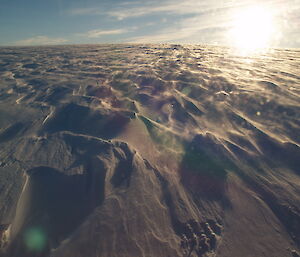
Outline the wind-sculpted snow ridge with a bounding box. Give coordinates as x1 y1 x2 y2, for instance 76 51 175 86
0 44 299 257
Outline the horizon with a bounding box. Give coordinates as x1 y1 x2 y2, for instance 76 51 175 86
1 42 300 49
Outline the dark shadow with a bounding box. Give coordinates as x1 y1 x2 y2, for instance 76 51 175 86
6 164 106 257
22 63 39 69
28 79 48 89
86 85 112 98
110 159 133 188
179 133 233 205
41 103 134 139
35 87 72 105
254 130 300 175
0 122 25 143
110 147 134 188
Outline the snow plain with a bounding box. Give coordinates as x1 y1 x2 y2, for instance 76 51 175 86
0 44 299 257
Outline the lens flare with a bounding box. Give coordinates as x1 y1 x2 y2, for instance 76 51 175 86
24 227 47 252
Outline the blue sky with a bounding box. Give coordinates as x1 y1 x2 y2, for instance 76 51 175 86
0 0 299 47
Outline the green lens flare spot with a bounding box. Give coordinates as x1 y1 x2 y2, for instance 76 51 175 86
24 227 47 252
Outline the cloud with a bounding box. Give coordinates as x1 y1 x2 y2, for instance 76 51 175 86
62 0 300 47
67 0 216 19
68 0 291 21
14 36 68 46
123 0 295 45
66 0 270 24
111 0 248 21
107 1 213 20
68 7 102 16
126 25 227 44
125 8 232 44
82 29 130 38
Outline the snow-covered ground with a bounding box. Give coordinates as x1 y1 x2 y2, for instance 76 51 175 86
0 44 299 257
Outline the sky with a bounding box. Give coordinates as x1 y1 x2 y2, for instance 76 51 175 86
0 0 299 48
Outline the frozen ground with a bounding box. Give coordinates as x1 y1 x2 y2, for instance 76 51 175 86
0 44 299 257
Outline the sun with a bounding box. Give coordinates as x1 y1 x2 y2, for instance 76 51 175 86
229 6 276 54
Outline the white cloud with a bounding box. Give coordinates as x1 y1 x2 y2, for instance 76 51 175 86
14 36 68 46
68 7 102 15
125 10 231 44
80 0 255 20
83 29 129 38
64 0 300 47
68 0 293 21
108 1 212 20
68 0 218 19
66 0 278 21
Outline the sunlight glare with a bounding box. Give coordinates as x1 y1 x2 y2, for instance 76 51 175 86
229 6 276 54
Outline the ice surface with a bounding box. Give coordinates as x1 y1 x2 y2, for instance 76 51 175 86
0 44 299 257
